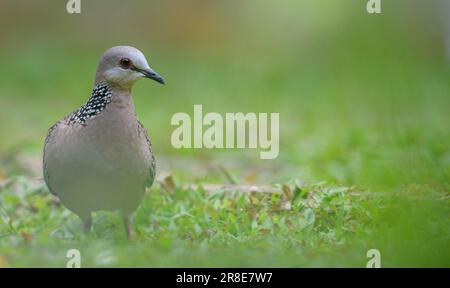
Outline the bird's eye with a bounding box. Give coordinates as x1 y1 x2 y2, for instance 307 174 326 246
119 58 132 69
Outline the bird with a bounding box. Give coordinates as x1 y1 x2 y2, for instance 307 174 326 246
43 46 165 237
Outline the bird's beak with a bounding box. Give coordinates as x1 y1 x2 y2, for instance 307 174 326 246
133 66 165 84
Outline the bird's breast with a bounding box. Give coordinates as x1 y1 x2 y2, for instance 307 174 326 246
53 103 152 184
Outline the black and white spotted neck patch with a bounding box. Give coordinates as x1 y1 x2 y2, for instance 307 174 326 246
68 83 113 125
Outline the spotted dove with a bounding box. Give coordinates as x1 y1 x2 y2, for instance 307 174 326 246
43 46 164 237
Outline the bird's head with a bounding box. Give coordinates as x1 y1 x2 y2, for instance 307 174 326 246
95 46 165 90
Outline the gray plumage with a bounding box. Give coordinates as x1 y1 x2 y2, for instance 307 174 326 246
43 46 164 236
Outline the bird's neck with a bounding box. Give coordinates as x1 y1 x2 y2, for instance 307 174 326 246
109 87 136 112
69 82 135 125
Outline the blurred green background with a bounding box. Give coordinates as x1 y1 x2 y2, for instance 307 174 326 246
0 0 449 267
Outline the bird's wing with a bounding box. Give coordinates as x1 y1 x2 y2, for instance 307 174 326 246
137 120 156 188
43 118 67 196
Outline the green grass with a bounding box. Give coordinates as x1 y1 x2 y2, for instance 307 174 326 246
0 174 448 267
0 175 376 267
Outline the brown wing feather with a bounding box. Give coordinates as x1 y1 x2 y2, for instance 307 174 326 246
137 120 156 188
43 120 64 196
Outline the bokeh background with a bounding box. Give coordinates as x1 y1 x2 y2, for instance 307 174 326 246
0 0 449 267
